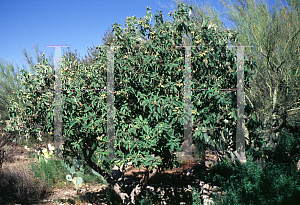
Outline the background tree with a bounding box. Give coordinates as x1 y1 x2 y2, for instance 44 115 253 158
0 60 25 123
0 43 56 141
20 43 54 76
215 0 300 155
0 43 54 123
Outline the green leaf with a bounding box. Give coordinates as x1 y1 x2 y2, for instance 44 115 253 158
199 132 203 140
231 111 237 120
170 144 174 152
144 161 151 167
143 125 149 133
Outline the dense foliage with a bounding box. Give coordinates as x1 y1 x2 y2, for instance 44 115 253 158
195 128 300 204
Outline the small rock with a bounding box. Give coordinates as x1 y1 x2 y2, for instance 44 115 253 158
203 183 210 190
211 186 219 192
202 189 209 194
112 165 119 170
186 168 193 176
146 185 154 192
199 180 205 186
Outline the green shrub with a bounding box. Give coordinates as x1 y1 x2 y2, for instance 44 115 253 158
196 129 300 205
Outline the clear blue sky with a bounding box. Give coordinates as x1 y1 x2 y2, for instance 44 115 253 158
0 0 292 75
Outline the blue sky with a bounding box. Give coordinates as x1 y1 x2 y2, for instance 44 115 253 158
0 0 292 75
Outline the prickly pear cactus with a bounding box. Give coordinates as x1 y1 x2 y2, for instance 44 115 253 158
61 158 84 191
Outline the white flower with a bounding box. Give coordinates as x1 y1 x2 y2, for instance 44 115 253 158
48 143 55 151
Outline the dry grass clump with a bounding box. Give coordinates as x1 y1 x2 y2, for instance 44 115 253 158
0 161 51 204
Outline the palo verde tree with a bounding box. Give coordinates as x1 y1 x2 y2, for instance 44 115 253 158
0 43 54 123
5 3 257 204
218 0 300 157
0 43 56 143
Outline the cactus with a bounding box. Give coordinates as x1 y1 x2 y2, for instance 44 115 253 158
61 157 104 191
66 174 83 192
61 158 83 191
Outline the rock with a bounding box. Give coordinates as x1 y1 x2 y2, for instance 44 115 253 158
202 189 209 194
199 180 205 186
203 183 210 190
211 186 219 192
186 168 193 176
205 161 216 170
146 185 155 191
112 165 120 170
125 165 134 172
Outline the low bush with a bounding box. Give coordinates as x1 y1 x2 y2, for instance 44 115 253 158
0 162 50 204
194 129 300 205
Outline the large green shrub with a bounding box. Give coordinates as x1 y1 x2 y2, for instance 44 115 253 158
4 2 257 204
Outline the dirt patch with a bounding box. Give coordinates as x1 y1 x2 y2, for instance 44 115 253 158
0 140 112 205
